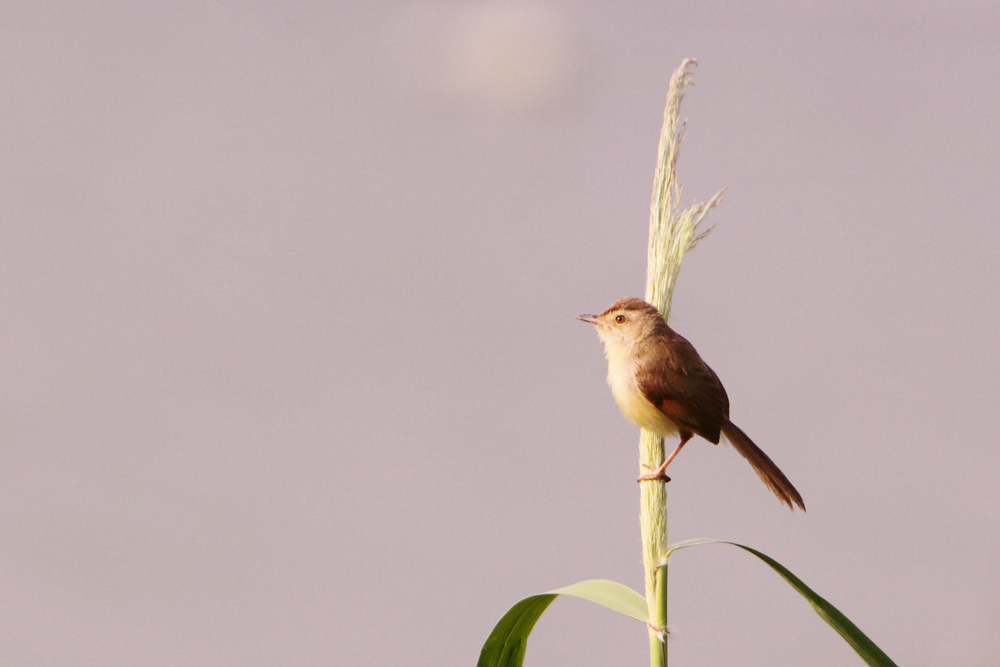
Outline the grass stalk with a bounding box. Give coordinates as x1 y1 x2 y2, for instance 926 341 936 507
641 58 725 667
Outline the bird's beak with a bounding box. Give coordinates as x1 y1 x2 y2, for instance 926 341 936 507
576 314 601 325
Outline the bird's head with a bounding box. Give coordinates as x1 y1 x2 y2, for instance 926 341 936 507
577 297 667 351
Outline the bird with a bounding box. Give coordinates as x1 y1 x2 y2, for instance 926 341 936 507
577 297 805 511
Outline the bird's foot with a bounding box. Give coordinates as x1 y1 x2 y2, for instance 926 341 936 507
638 462 671 483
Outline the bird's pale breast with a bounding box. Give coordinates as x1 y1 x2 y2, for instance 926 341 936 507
605 342 679 437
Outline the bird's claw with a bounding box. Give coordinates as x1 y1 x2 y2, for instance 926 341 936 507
638 462 671 483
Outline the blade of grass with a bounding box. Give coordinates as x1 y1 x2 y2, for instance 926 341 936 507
476 580 647 667
476 594 556 667
550 579 649 622
663 539 899 667
477 547 897 667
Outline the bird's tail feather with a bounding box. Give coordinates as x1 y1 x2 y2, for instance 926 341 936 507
720 421 805 511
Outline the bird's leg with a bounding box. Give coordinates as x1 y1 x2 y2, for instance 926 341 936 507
638 434 692 482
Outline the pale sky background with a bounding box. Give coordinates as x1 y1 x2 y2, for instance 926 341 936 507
1 1 998 666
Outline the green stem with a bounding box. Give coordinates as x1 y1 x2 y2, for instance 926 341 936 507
641 57 725 667
639 430 667 667
652 558 669 666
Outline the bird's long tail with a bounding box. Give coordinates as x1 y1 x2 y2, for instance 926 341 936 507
720 421 806 511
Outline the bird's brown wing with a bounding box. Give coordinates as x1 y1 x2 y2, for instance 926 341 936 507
636 331 729 443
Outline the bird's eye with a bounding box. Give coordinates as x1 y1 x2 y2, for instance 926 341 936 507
615 314 626 323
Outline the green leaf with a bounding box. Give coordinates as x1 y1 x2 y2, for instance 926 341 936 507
477 546 897 667
550 579 649 623
664 539 898 667
476 594 557 667
476 580 647 667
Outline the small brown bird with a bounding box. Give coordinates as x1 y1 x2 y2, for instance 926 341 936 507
578 297 805 511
